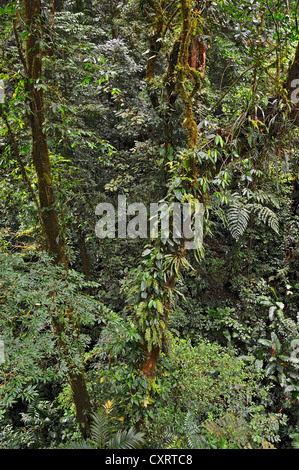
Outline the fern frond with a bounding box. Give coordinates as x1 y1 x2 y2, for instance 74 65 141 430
226 192 279 239
90 408 110 448
65 406 144 450
68 439 96 449
249 203 279 234
108 427 144 449
203 413 249 449
184 411 200 436
250 189 280 208
163 429 176 448
227 199 250 239
183 412 204 449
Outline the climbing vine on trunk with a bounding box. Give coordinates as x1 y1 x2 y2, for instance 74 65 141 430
126 2 206 423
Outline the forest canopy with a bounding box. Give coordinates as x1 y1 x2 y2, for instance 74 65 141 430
0 0 298 450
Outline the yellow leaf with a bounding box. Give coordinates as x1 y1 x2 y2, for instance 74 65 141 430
144 395 151 407
103 399 115 414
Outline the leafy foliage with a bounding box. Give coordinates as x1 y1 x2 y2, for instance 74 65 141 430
0 0 298 450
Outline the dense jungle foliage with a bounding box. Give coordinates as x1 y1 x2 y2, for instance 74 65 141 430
0 0 298 450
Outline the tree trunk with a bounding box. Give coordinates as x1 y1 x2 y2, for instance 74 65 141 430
23 0 65 264
139 0 203 384
23 0 92 438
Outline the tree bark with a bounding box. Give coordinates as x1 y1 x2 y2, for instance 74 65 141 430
189 36 206 76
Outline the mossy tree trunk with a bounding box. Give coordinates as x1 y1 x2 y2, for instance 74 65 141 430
138 0 204 385
23 0 92 438
23 0 65 263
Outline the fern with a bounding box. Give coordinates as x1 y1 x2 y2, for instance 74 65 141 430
251 189 280 208
249 203 279 234
226 192 279 240
203 413 250 449
68 439 95 449
90 408 110 449
227 195 250 240
108 427 144 449
184 412 204 449
66 406 144 449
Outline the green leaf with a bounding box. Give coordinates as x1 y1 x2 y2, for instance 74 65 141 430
142 249 151 257
271 332 281 355
258 338 272 348
156 299 164 314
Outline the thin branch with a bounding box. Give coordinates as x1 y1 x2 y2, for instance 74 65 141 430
162 6 180 38
209 48 277 114
13 19 29 79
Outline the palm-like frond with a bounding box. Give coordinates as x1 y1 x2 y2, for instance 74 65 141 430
66 408 144 450
90 408 110 449
68 439 96 449
108 427 144 449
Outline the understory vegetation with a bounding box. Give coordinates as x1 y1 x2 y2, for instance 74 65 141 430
0 0 298 450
